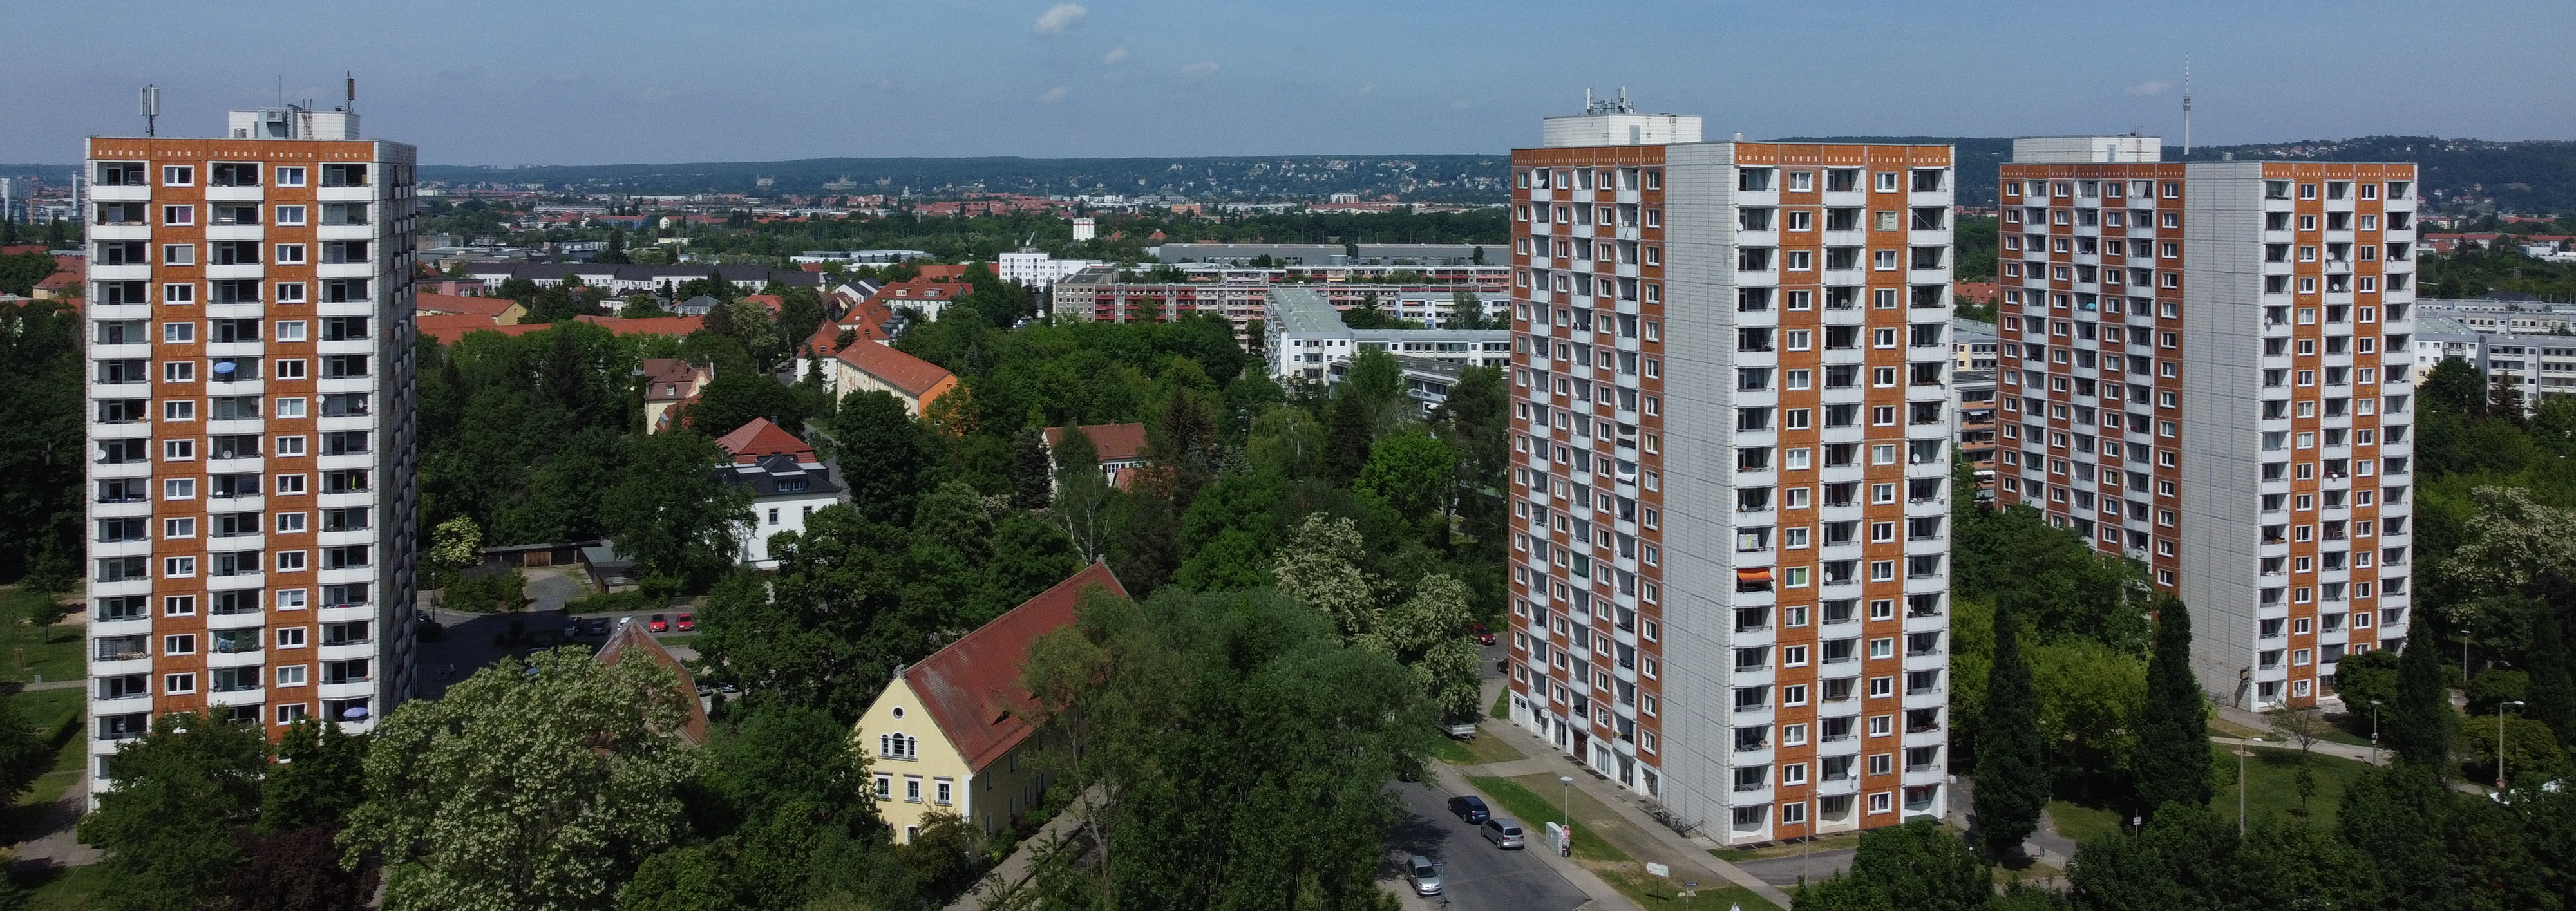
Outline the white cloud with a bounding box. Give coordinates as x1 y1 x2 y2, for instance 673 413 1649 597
2123 80 2174 97
1358 84 1377 95
1178 61 1219 79
1449 98 1473 110
1102 46 1128 64
639 88 672 102
1034 3 1088 35
1040 84 1070 102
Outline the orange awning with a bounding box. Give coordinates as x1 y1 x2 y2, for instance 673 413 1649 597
1737 568 1774 584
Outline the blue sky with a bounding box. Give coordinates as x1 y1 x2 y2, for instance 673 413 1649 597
8 1 2573 165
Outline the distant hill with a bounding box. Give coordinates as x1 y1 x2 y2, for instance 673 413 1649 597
417 155 1510 203
1788 135 2576 212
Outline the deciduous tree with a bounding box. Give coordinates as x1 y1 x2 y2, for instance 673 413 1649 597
343 648 708 911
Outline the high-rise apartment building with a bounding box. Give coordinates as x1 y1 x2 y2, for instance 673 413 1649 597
1502 102 1956 844
84 106 419 789
1993 138 2417 711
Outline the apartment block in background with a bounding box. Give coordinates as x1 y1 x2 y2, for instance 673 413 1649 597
84 106 419 792
1993 138 2417 711
1502 102 1955 845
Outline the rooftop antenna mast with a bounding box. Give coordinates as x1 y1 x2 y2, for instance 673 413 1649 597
2181 57 2193 156
140 85 160 136
345 71 355 111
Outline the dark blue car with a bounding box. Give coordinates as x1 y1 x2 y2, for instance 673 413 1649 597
1448 794 1490 824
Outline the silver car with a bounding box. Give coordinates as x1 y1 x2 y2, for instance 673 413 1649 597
1405 854 1443 896
1481 816 1526 850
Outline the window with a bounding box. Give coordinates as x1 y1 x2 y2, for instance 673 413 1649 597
276 665 307 686
276 166 306 187
878 733 918 760
163 165 194 186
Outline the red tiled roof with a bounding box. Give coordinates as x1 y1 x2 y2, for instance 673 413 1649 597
804 301 895 355
596 620 711 744
744 294 784 314
640 359 706 403
714 417 813 464
33 272 77 290
416 292 518 319
1042 423 1149 463
868 278 972 307
914 264 969 281
836 341 955 400
903 563 1126 771
0 245 44 256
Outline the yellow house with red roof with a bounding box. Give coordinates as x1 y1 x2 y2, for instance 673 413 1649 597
855 563 1125 843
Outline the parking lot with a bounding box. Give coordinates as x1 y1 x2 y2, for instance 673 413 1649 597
411 603 702 700
1385 780 1591 911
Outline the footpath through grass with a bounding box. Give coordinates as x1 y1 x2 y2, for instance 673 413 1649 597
1467 775 1779 911
2047 743 2372 843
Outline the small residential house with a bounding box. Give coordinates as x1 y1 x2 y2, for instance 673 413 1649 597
671 294 724 317
714 418 844 568
594 619 712 744
641 359 713 433
828 341 958 417
869 278 972 322
856 563 1127 843
1039 424 1148 491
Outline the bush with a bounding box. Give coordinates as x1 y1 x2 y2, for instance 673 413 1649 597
439 568 529 614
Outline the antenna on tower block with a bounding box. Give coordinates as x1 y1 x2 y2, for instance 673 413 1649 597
140 85 160 136
2182 57 2193 155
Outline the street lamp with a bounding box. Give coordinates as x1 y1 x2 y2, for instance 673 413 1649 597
2233 737 2260 836
2369 699 2383 766
1559 775 1573 831
2500 700 2527 791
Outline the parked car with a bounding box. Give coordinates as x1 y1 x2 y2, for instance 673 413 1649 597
585 617 610 635
1470 622 1495 646
717 681 741 694
1481 816 1526 850
1447 795 1490 824
1405 854 1443 896
648 614 669 633
563 622 581 639
676 612 695 632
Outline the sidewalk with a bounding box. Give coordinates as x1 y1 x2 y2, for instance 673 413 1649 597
947 802 1089 911
1470 715 1795 909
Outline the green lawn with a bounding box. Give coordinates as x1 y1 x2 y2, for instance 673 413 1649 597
1467 775 1778 911
2047 743 2372 843
15 688 85 808
1490 688 1510 720
0 588 84 686
17 864 111 910
1427 729 1526 766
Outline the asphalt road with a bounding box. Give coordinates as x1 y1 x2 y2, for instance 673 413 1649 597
1387 780 1590 911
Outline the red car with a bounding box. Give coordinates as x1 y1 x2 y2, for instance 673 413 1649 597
1470 623 1495 646
647 614 669 633
676 612 695 632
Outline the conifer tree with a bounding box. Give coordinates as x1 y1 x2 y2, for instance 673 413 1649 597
2524 602 2576 744
2134 594 2213 817
2388 629 2458 769
1976 602 2047 858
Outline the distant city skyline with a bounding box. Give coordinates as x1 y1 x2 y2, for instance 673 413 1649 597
8 0 2573 166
